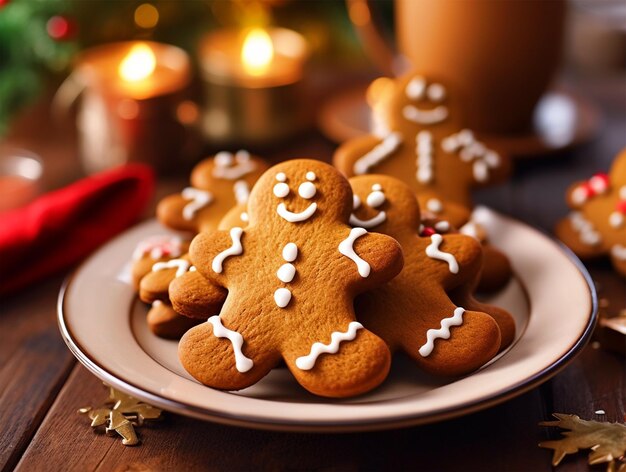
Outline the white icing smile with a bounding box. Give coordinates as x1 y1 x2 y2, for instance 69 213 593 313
403 105 449 125
274 171 318 223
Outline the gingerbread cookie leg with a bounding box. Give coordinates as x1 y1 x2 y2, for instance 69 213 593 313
147 301 201 339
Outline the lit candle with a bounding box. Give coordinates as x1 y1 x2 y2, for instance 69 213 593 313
199 27 309 144
70 41 194 173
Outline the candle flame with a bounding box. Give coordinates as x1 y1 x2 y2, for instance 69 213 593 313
241 28 274 76
119 43 156 82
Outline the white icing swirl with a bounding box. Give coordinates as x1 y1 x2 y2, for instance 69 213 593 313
425 234 459 274
181 187 213 221
353 132 403 175
338 227 371 277
418 308 466 357
207 316 253 373
212 227 244 273
295 322 363 370
152 259 191 278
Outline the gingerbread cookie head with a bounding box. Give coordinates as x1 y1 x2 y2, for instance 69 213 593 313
130 235 190 289
156 150 268 233
368 74 463 135
172 159 404 397
334 71 511 208
556 148 626 276
349 174 515 373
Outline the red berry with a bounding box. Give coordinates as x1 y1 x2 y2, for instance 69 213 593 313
421 227 436 237
47 15 76 40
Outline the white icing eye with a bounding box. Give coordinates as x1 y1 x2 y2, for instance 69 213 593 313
353 194 361 209
306 171 316 181
298 181 316 199
367 190 385 208
427 83 446 102
214 151 233 168
236 150 250 162
273 182 290 198
406 77 426 100
371 184 382 191
426 198 443 213
275 172 287 182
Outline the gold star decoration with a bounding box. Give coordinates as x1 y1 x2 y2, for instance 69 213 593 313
79 384 163 446
539 414 626 471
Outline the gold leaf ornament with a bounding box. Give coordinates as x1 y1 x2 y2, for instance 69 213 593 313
79 385 163 446
540 414 626 470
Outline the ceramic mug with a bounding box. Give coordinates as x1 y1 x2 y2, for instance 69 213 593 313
348 0 567 134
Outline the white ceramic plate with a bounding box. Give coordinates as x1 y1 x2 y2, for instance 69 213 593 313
58 207 596 432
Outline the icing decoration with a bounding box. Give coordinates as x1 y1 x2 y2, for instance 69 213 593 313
233 180 250 206
181 187 213 220
403 105 448 125
405 77 426 100
339 227 371 277
273 182 290 198
425 234 459 274
349 211 386 229
132 235 183 261
306 171 316 181
426 198 443 213
275 172 287 182
212 150 256 180
366 185 386 208
277 202 317 223
427 83 446 102
189 266 197 272
282 243 298 262
277 263 296 283
571 173 610 205
434 220 450 232
416 130 434 183
295 321 363 370
152 259 191 278
240 212 249 223
459 221 480 240
298 181 317 199
353 194 361 209
212 227 244 273
418 308 466 357
207 316 253 373
569 212 601 246
441 130 500 183
152 300 163 308
611 244 626 261
274 287 292 308
609 190 626 228
353 132 403 175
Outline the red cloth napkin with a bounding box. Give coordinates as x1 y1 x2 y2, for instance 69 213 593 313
0 164 154 295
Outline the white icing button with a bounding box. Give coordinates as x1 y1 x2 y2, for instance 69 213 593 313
426 199 443 213
282 243 298 262
620 186 626 199
372 184 382 191
273 182 290 198
274 288 292 308
277 263 296 283
298 181 317 199
353 194 361 209
240 212 249 222
366 190 385 208
306 171 316 181
275 172 287 182
435 220 450 232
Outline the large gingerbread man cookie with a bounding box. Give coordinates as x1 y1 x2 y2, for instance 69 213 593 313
333 73 511 211
157 150 268 233
555 149 626 276
170 159 404 398
349 175 515 376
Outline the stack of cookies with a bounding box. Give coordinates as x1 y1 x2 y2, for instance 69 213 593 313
128 151 516 398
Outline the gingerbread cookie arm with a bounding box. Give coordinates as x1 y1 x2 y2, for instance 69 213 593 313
139 255 194 303
338 228 404 291
156 193 209 233
169 271 227 319
333 134 402 178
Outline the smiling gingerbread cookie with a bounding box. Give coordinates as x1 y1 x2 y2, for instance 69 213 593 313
157 150 268 233
333 73 511 210
170 159 404 398
349 175 515 376
555 149 626 276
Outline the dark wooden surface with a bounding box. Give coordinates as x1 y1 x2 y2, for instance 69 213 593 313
1 72 625 472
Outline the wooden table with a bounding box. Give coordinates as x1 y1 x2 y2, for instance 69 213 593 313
1 73 624 472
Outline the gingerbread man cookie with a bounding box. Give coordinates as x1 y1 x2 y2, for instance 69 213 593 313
349 175 515 376
556 149 626 276
333 72 511 210
170 159 404 398
157 150 268 233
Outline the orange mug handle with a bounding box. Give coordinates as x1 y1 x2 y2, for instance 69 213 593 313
345 0 397 76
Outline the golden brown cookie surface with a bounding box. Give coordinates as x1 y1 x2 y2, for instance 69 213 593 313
334 73 511 208
172 159 404 397
555 149 626 276
349 175 514 376
157 151 268 233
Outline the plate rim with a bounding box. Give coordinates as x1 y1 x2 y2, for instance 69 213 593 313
57 212 598 432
